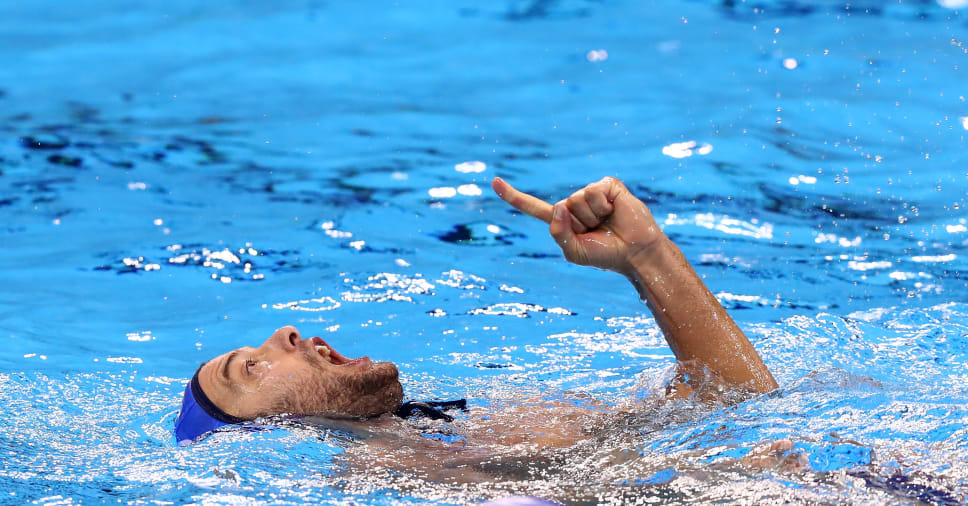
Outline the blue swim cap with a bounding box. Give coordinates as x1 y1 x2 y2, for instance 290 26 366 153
174 365 246 445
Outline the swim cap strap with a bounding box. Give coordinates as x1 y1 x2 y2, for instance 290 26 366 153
189 368 246 424
394 399 467 422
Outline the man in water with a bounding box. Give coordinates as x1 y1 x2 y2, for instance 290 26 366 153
174 176 965 504
176 176 777 445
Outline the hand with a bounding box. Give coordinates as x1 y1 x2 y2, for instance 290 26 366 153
491 176 666 275
737 440 810 473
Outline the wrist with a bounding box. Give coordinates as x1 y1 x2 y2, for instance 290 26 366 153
620 235 676 279
621 236 683 303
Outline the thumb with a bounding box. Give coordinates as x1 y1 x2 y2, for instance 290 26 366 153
549 202 583 264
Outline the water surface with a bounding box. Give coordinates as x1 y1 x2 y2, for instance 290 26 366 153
1 0 967 503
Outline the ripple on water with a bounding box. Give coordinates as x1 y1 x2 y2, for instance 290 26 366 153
91 243 306 283
467 302 574 318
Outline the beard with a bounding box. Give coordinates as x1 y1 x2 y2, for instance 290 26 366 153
268 361 404 418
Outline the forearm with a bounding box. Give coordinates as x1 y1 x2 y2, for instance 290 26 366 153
624 237 777 393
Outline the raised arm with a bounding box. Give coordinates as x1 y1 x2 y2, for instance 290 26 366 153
492 176 777 394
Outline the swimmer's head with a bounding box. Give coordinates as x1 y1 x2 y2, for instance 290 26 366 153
174 325 403 444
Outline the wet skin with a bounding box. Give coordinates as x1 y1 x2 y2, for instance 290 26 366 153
197 326 404 420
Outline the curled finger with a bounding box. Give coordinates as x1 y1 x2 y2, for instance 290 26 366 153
585 186 614 222
549 203 585 265
566 190 602 231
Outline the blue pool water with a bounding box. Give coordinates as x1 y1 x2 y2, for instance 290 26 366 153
1 0 967 503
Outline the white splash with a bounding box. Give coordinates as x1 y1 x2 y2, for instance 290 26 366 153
661 140 713 159
454 161 486 173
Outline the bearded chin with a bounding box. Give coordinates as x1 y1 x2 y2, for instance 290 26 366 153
272 362 404 418
339 371 405 417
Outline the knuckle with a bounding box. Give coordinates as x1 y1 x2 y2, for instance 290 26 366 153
588 181 608 195
600 176 625 191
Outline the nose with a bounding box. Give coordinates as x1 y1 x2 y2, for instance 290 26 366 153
264 325 302 352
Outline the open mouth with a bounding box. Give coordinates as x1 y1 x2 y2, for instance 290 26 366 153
310 336 370 367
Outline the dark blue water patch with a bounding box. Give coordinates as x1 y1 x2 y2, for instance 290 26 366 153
492 149 552 163
11 176 74 195
516 252 559 259
352 245 414 256
65 101 101 124
6 128 202 178
89 244 313 282
46 154 83 168
747 125 860 162
716 0 817 19
711 0 957 22
476 362 514 369
349 128 375 137
757 182 914 226
335 241 413 256
216 163 419 208
435 222 526 246
19 134 69 150
11 114 258 172
165 135 228 165
98 157 135 169
503 0 597 21
392 145 454 158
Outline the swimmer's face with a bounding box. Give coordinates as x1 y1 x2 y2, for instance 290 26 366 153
198 326 403 420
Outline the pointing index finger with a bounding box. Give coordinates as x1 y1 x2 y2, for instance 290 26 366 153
491 177 554 223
